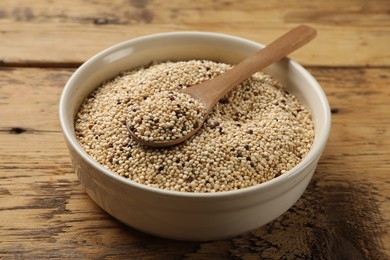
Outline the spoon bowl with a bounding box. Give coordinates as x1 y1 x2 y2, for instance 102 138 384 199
127 122 203 148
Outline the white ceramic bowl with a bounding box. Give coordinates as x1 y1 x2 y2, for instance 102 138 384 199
59 32 331 241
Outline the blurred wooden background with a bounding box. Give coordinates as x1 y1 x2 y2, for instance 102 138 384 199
0 0 389 259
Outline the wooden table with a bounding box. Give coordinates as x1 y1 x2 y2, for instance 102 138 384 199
1 0 389 258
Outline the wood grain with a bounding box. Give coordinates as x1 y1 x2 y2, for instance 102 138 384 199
0 67 389 259
0 0 389 66
1 0 389 258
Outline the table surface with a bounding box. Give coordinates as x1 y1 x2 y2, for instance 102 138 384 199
1 0 389 259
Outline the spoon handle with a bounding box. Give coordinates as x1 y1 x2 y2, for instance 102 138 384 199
184 25 317 112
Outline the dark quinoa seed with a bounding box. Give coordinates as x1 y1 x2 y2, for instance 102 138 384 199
219 98 229 104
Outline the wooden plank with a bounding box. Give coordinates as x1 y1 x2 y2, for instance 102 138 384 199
0 0 389 66
0 67 389 258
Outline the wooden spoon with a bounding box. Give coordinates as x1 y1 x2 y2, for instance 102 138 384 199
129 25 317 147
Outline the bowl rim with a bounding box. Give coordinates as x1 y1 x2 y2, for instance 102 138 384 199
59 31 331 198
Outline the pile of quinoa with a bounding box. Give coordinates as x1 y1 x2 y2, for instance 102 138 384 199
127 90 206 142
75 60 314 193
